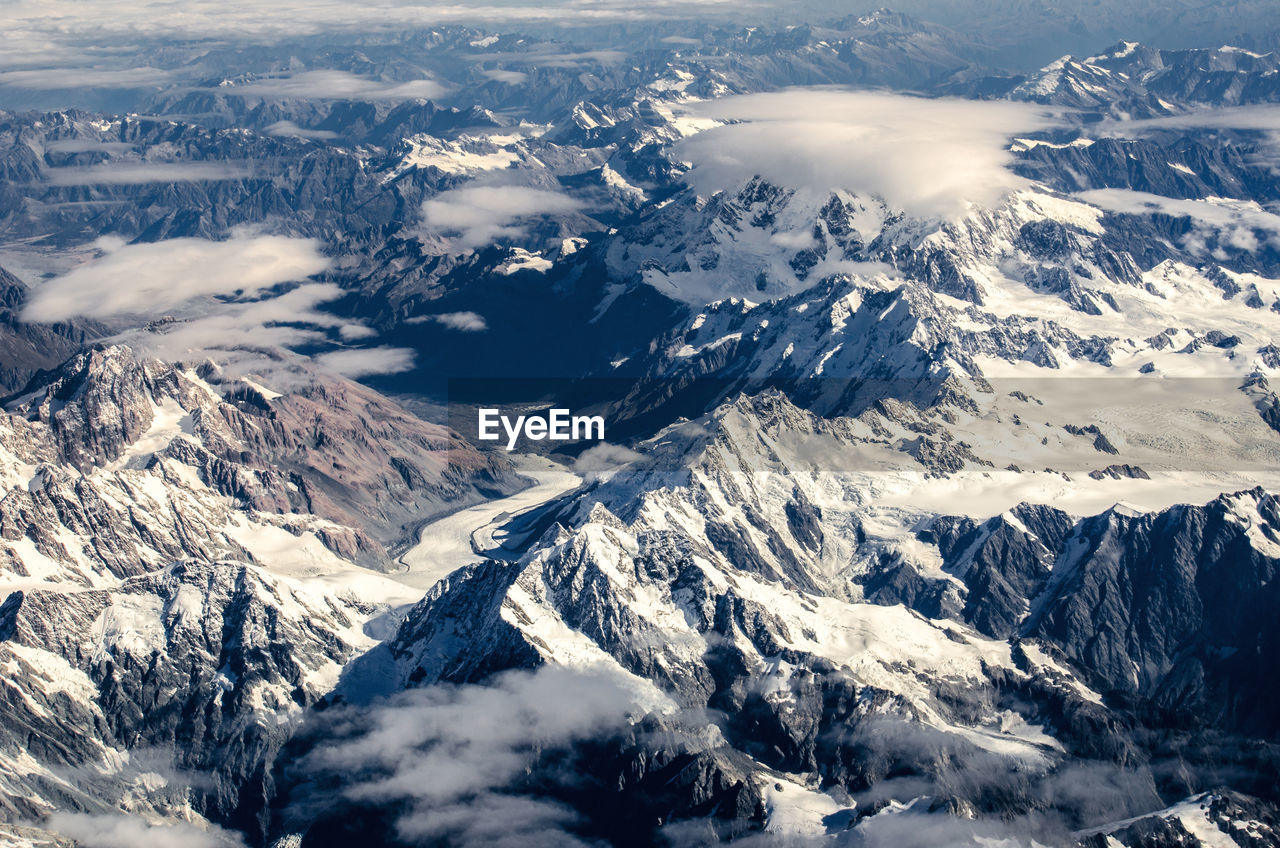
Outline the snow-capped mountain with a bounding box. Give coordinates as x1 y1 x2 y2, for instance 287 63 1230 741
1006 42 1280 114
0 10 1278 848
269 388 1280 845
0 345 522 842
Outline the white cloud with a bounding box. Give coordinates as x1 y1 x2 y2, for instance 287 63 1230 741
45 812 245 848
572 442 643 474
264 120 338 140
137 282 350 356
296 664 647 846
472 48 627 68
312 664 642 784
1100 104 1280 135
314 346 416 378
421 185 584 249
338 322 378 340
23 235 329 321
135 284 413 378
675 89 1059 220
429 311 489 331
396 793 590 847
0 0 749 48
571 442 645 484
1099 105 1280 167
0 65 171 89
481 69 529 84
1078 188 1280 255
43 139 136 154
23 234 414 379
220 70 445 101
129 284 417 378
43 161 255 186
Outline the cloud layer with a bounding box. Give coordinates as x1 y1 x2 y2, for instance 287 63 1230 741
429 311 489 331
43 161 255 186
45 812 245 848
23 235 329 321
314 346 417 378
421 186 583 249
221 70 445 101
129 282 416 380
1078 188 1280 255
291 664 647 847
1101 104 1280 135
264 120 338 140
676 89 1059 219
0 66 171 89
24 235 414 379
0 0 746 50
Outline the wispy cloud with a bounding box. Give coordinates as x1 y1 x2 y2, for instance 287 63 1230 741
1078 188 1280 255
0 65 172 89
23 235 329 322
218 70 445 101
314 346 416 378
264 120 338 140
0 0 749 48
43 161 255 186
572 442 644 483
137 282 349 354
1099 104 1280 167
44 812 246 848
676 89 1059 220
130 283 417 379
287 664 648 847
421 185 584 250
423 311 489 331
469 48 627 68
22 234 416 378
43 139 136 154
1101 104 1280 135
480 69 529 84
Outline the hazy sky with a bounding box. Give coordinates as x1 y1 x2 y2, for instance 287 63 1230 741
0 0 1272 80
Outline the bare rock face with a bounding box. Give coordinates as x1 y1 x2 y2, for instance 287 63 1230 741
9 344 521 551
211 363 520 547
0 265 98 396
1024 490 1280 737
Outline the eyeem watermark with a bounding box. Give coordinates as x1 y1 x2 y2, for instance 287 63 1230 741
478 408 605 451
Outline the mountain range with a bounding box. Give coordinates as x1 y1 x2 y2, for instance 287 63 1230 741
0 9 1278 848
